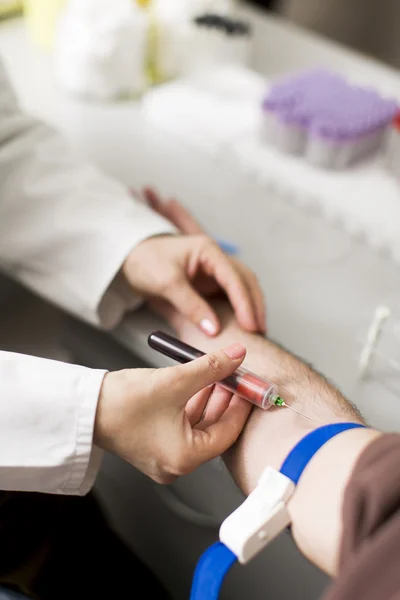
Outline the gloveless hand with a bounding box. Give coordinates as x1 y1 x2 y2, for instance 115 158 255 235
94 343 252 484
123 188 266 337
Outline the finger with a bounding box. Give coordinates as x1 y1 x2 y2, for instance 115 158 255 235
164 277 221 336
185 387 213 426
199 385 233 424
164 199 205 234
192 396 252 462
202 246 259 332
142 187 167 216
170 343 246 401
131 187 152 207
241 269 267 333
147 298 189 336
142 189 205 237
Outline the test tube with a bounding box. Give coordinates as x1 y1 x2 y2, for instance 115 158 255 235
148 330 278 409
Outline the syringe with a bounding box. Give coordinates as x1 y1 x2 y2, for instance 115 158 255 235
148 331 313 419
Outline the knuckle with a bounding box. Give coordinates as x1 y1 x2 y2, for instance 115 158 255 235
190 299 208 319
165 451 191 479
251 272 261 287
159 270 182 293
198 234 216 251
206 353 223 374
246 268 258 282
172 458 191 478
197 233 209 243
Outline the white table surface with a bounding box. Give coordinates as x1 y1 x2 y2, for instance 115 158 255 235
1 9 400 435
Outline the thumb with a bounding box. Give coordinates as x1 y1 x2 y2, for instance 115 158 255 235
171 343 247 402
164 278 221 336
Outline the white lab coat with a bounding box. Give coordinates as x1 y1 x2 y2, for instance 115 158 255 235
0 59 176 495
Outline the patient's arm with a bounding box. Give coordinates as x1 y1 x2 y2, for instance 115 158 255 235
153 299 381 577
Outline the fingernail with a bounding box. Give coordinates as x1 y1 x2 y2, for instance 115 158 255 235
224 343 246 360
201 319 217 336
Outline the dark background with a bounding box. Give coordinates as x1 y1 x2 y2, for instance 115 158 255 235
244 0 400 70
249 0 277 7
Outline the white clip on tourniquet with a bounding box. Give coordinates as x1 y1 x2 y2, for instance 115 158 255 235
219 466 295 564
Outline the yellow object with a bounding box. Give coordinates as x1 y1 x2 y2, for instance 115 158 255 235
137 0 162 85
22 0 66 49
146 7 161 84
0 1 23 18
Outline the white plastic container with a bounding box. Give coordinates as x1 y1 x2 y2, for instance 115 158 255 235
53 0 148 100
262 110 307 155
305 129 386 170
151 0 242 81
261 69 398 169
184 14 252 75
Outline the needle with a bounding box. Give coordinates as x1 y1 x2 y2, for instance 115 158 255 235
272 395 314 421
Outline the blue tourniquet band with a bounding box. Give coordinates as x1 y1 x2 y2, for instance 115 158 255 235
189 542 236 600
189 422 366 600
280 422 366 484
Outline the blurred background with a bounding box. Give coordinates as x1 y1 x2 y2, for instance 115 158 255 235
3 1 400 73
254 0 400 70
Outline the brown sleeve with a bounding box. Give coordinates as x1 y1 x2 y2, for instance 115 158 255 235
325 433 400 600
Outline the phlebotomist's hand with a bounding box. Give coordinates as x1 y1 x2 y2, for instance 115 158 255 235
94 344 251 483
123 188 266 337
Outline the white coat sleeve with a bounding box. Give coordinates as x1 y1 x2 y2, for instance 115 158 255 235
0 58 177 328
0 351 107 495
